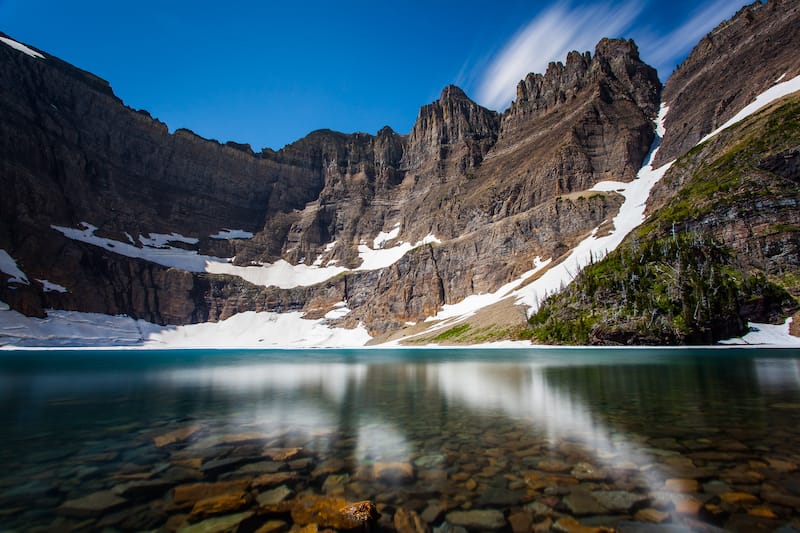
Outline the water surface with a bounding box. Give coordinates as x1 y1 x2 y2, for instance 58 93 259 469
1 347 799 532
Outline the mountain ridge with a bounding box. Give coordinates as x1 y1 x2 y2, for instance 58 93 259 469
1 1 799 346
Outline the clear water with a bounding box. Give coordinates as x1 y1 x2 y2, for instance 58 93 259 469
1 347 799 532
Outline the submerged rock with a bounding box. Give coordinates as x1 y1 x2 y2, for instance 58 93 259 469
445 509 506 530
57 490 127 517
177 511 254 533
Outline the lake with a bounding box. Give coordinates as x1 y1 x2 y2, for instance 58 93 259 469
1 347 799 532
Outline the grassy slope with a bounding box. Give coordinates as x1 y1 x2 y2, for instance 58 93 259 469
527 95 800 345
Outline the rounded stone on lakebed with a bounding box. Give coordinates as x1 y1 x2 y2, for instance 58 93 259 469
445 509 507 530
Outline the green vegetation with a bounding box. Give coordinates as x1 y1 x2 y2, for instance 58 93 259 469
528 232 793 344
526 94 800 345
431 323 471 341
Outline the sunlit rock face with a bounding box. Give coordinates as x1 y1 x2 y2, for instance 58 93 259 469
655 0 800 165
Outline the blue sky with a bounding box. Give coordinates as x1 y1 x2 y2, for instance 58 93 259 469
1 0 751 151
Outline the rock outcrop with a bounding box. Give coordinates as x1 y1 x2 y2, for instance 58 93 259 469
656 0 800 165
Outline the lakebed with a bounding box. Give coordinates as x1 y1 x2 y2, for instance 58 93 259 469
1 347 799 532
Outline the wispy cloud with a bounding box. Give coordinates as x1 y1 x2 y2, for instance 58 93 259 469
475 0 642 111
636 0 750 78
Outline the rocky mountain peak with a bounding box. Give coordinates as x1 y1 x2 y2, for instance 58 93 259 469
402 85 500 177
439 84 469 102
506 38 659 125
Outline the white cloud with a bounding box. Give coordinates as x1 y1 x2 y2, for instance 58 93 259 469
475 0 642 111
636 0 751 78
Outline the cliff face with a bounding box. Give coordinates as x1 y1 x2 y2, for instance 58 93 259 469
656 0 800 165
471 39 660 221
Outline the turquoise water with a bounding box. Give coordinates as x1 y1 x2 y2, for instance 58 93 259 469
1 347 799 531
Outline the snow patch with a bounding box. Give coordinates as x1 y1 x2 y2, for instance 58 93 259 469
53 223 441 290
0 303 371 348
373 223 400 249
145 311 371 348
37 279 68 293
140 231 199 247
699 74 800 145
0 36 44 59
205 259 348 290
324 302 352 320
0 305 165 347
719 318 800 347
210 229 255 240
425 257 552 323
355 233 440 271
0 249 29 285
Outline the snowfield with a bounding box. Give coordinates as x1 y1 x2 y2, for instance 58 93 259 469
51 223 442 290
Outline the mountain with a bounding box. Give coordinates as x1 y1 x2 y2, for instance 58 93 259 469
1 0 799 347
528 0 800 345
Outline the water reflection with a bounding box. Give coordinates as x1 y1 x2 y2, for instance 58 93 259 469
1 348 799 531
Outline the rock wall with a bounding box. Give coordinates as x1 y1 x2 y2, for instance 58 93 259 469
656 0 800 165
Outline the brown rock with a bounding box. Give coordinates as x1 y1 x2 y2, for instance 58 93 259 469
190 491 251 518
254 520 289 533
445 509 506 530
765 457 797 473
290 495 377 530
718 492 759 506
656 0 800 165
340 500 380 523
673 495 702 516
172 480 250 509
373 462 415 484
262 447 303 461
553 516 614 533
393 507 429 533
57 490 127 517
154 425 204 448
172 457 203 470
634 508 669 523
665 478 699 493
571 462 607 481
761 487 800 509
256 485 294 507
563 488 607 516
537 459 572 473
311 458 348 480
177 511 254 533
508 510 534 533
252 471 298 489
747 507 778 519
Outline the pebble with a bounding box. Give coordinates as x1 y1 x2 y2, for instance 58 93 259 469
177 511 253 533
665 479 699 493
257 485 294 506
153 425 204 448
56 490 127 517
445 509 506 530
